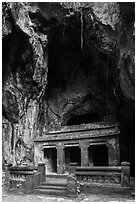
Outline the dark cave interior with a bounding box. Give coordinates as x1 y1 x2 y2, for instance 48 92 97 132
45 14 135 175
46 13 117 123
67 113 101 125
47 14 116 94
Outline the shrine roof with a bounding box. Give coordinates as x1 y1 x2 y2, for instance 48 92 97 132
35 121 120 142
44 121 119 135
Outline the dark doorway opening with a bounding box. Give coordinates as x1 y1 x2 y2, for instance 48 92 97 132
88 146 94 166
89 145 108 166
65 146 81 171
44 148 57 173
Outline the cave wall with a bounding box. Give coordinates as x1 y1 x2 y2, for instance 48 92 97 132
2 2 48 165
2 2 135 173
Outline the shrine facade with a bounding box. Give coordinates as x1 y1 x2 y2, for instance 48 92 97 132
34 121 120 174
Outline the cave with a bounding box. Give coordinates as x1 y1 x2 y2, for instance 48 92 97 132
47 15 116 105
42 3 134 176
45 8 117 128
2 2 135 180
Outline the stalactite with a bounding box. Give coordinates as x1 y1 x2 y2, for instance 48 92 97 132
106 53 109 116
80 8 83 51
11 123 14 153
62 18 66 39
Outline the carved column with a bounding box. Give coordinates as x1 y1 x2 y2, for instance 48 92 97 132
56 143 65 174
34 143 44 165
79 141 89 166
5 163 12 183
38 163 45 182
107 136 120 166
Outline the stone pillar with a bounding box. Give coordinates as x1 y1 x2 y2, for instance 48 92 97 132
56 143 65 174
38 163 45 182
79 141 89 166
34 143 44 165
5 163 12 183
107 137 120 166
67 166 77 197
69 165 76 175
121 162 130 187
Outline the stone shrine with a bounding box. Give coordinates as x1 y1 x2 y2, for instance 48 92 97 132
34 121 120 174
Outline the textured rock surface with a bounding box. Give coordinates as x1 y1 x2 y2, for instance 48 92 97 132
118 3 135 100
2 2 134 173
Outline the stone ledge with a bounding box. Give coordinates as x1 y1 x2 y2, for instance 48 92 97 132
44 121 119 135
35 127 120 142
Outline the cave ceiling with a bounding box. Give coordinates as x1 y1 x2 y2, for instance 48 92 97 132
2 2 135 129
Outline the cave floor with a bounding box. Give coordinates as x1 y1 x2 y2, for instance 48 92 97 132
2 191 135 202
2 179 135 202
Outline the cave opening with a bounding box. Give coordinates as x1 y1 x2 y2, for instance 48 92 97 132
45 9 117 130
46 11 115 95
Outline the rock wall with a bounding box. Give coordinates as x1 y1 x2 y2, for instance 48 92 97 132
2 2 48 165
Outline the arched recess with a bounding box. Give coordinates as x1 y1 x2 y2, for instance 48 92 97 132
66 112 101 126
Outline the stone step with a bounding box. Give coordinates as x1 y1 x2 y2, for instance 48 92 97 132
38 185 67 190
45 174 68 185
46 173 68 179
34 173 68 196
41 181 67 187
34 188 67 196
45 178 67 185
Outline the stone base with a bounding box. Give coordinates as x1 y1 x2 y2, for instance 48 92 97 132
80 183 131 195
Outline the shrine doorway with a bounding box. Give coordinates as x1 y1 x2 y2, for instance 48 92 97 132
88 145 108 166
44 147 57 173
65 146 81 171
